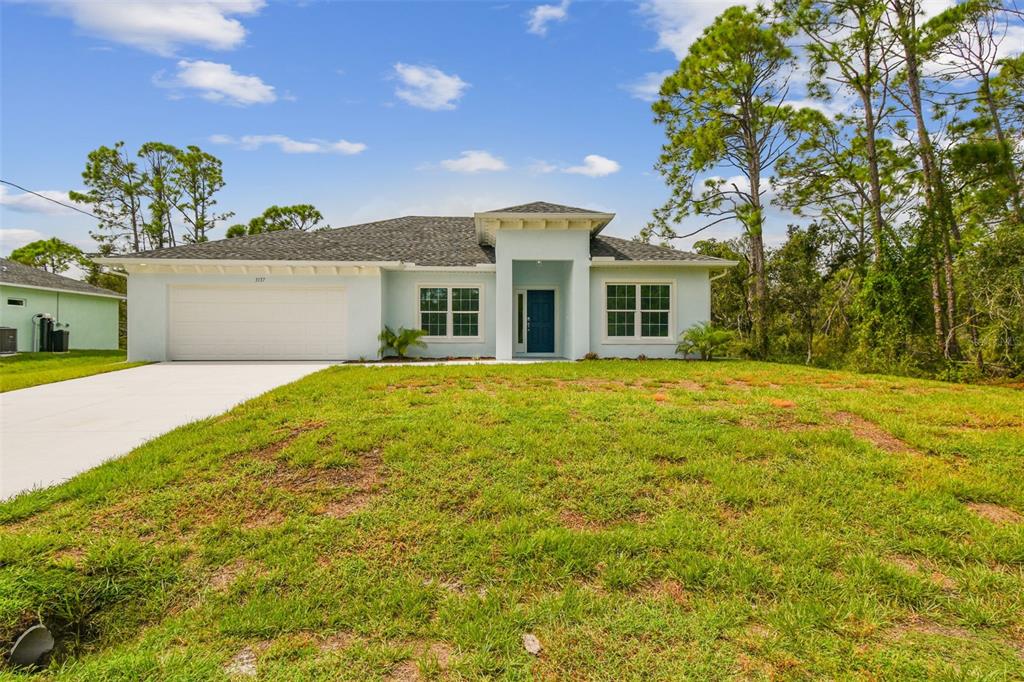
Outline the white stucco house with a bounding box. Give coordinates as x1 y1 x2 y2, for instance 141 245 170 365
99 202 735 362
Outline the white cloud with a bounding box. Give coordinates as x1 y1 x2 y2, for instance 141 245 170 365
564 154 620 177
45 0 264 56
0 186 86 215
439 150 507 173
640 0 757 59
210 134 367 155
529 159 558 174
393 63 469 111
623 70 672 102
159 59 276 105
527 0 569 36
0 228 48 253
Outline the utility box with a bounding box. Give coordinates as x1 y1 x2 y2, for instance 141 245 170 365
0 327 16 354
50 329 70 353
38 317 53 352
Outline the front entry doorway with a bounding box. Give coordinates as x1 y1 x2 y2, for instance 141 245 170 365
523 289 555 354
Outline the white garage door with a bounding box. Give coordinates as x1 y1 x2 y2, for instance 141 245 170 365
168 285 346 360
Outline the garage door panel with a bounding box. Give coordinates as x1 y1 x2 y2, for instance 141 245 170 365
169 285 346 360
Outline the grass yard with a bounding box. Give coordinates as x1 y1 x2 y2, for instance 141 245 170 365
1 361 1022 680
0 350 147 393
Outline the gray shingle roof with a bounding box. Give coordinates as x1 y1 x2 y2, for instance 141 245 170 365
481 201 602 214
591 235 732 263
112 218 495 266
0 258 124 297
107 214 729 266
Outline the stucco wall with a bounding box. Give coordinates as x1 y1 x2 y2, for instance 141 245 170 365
382 270 496 358
495 230 591 359
1 285 120 352
126 271 382 361
589 266 712 359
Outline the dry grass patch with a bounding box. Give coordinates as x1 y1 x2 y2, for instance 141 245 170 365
966 501 1023 525
316 450 384 518
831 410 918 454
641 578 691 606
886 616 974 642
387 640 456 681
885 555 957 591
209 557 251 592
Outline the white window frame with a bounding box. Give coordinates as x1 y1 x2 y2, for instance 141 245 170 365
6 298 27 307
602 280 675 344
416 284 484 342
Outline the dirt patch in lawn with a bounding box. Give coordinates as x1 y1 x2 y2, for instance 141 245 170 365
387 640 455 681
424 576 482 597
646 378 705 391
886 555 956 590
251 420 328 459
209 558 253 591
886 616 974 642
318 632 357 652
966 502 1022 525
224 641 272 678
318 450 384 518
242 508 286 529
831 411 919 455
641 578 691 607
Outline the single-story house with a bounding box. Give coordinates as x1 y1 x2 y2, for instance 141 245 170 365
98 202 736 362
0 258 124 352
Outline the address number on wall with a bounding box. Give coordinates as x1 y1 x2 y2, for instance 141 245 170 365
255 277 266 283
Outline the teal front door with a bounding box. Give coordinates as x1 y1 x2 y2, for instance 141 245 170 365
526 290 555 353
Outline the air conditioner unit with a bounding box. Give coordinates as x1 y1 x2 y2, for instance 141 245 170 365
0 327 16 354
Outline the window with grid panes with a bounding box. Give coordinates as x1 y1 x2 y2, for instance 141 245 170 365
605 283 671 338
418 286 480 338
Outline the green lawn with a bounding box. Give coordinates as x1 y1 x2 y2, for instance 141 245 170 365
1 361 1022 679
0 350 147 393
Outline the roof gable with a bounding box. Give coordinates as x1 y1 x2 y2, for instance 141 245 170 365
481 201 602 214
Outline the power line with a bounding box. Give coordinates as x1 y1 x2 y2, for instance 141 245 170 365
0 179 106 222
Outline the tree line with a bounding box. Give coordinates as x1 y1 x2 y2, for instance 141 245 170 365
8 141 327 287
644 0 1024 379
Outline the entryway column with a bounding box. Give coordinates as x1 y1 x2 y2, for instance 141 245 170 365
495 254 514 360
569 260 590 359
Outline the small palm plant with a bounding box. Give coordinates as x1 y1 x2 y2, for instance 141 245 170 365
378 326 428 359
676 322 735 360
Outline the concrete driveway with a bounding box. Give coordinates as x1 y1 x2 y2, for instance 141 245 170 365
0 362 334 499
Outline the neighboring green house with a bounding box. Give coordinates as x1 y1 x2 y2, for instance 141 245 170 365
0 258 124 352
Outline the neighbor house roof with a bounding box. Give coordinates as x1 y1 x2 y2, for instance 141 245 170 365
103 205 732 267
0 258 125 298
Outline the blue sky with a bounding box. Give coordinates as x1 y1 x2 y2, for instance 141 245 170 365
1 0 756 258
4 1 1017 262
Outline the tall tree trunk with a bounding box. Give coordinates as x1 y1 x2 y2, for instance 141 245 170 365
748 158 769 359
931 259 945 358
857 61 886 266
892 0 968 362
942 234 959 359
979 74 1024 223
